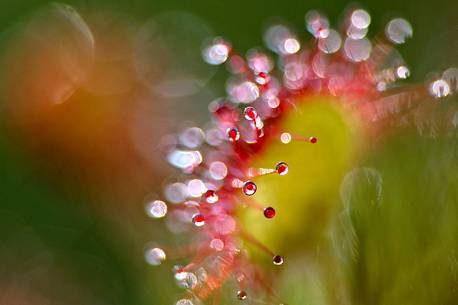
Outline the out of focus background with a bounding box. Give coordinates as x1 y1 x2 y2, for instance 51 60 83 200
0 0 457 305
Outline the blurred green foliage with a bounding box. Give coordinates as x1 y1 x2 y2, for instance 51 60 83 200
332 127 458 305
0 133 146 305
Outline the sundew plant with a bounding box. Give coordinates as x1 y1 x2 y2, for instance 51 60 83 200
144 6 458 305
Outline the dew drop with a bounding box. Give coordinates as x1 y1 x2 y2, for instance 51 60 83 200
255 72 270 86
264 24 299 55
167 150 203 170
309 136 317 144
204 190 219 204
237 290 248 300
227 79 259 104
206 128 224 146
244 106 258 120
396 66 410 79
346 24 368 40
305 10 330 38
175 271 198 289
429 79 450 98
227 127 240 142
247 50 273 73
263 207 276 219
145 200 168 218
179 127 205 148
242 181 257 196
210 238 225 251
344 37 372 62
187 179 207 197
144 247 166 266
263 88 280 108
318 29 341 54
283 62 306 89
386 18 413 44
164 182 188 204
350 9 371 29
272 255 284 266
280 132 292 144
176 299 194 305
315 59 333 80
202 37 231 65
376 82 387 92
283 38 300 54
192 213 205 227
275 162 289 175
209 161 228 180
443 67 458 92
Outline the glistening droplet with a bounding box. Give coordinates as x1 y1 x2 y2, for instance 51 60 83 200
204 190 219 204
244 106 258 120
144 247 166 266
237 290 248 300
275 162 289 175
386 18 412 44
176 299 194 305
202 37 231 65
192 213 205 227
227 127 240 142
145 200 168 218
242 181 257 196
272 255 284 265
263 207 276 219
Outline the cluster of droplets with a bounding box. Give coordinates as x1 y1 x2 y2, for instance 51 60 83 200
144 7 458 305
146 119 292 304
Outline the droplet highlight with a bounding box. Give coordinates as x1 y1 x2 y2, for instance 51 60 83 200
244 106 258 120
272 255 284 266
263 207 276 219
386 18 412 44
430 79 450 98
176 299 194 305
192 213 206 227
275 162 289 175
145 247 166 266
227 127 241 142
242 181 257 196
202 37 231 65
237 290 248 300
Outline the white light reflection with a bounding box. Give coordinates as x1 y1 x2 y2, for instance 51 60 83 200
386 18 413 44
429 79 450 98
145 200 168 218
202 37 231 65
167 149 203 170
